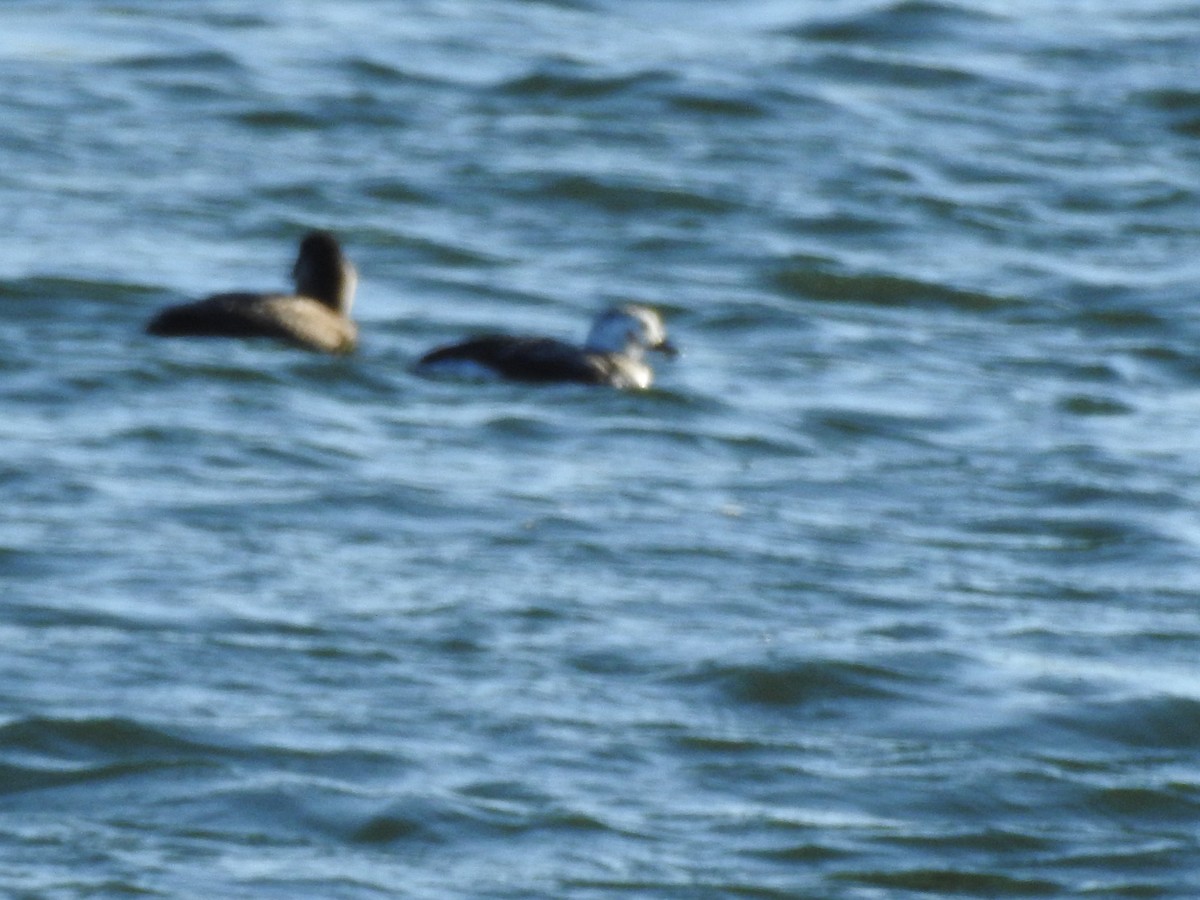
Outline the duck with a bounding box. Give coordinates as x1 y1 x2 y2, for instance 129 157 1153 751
414 304 676 389
146 231 357 354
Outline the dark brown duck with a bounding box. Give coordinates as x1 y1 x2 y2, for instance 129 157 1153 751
146 231 357 354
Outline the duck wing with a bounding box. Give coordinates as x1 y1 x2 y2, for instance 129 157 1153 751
418 335 607 383
146 293 355 354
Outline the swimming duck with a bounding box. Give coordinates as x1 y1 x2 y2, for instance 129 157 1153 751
414 304 676 389
146 231 357 354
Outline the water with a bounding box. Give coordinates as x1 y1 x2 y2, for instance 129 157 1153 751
2 0 1200 896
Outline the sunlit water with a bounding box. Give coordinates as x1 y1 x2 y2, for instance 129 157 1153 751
3 1 1200 897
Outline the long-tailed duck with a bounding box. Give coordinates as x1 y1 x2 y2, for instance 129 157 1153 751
414 304 677 389
146 231 357 354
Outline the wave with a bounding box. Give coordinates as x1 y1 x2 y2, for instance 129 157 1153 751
785 1 1006 45
498 64 670 102
0 759 181 796
964 514 1167 560
837 867 1059 895
675 657 913 708
810 54 985 90
666 89 775 120
768 257 1019 312
0 715 219 760
0 275 165 307
0 716 225 798
111 50 245 74
514 171 737 216
1044 694 1200 751
1136 88 1200 138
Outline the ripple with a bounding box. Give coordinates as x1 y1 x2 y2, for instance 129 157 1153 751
679 657 913 708
344 786 619 847
112 50 244 74
768 257 1019 311
965 515 1165 558
1086 784 1200 821
837 867 1060 896
812 54 986 89
498 64 670 101
0 716 218 761
787 1 1005 45
664 84 782 120
804 406 957 446
517 171 737 215
1136 88 1200 138
0 759 182 796
231 108 326 131
1057 393 1134 417
0 716 224 797
1047 695 1200 750
0 275 164 308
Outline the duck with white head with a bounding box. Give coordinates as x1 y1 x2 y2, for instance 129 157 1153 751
414 304 677 389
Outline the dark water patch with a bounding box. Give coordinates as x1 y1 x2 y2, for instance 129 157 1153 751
231 108 326 131
0 717 231 796
519 172 737 216
674 734 779 754
0 545 41 578
1 602 168 632
239 92 405 130
257 179 327 204
964 515 1166 560
0 275 166 308
151 357 290 385
837 867 1060 895
342 56 441 86
391 232 512 268
996 356 1126 389
810 53 985 90
803 407 951 447
1058 842 1195 874
563 877 803 898
481 412 569 440
749 842 850 863
520 0 595 9
361 176 437 206
666 88 775 120
881 827 1054 854
147 80 234 104
338 57 462 111
785 210 897 239
109 5 269 29
787 1 1005 45
660 426 811 461
1085 785 1200 822
679 657 911 709
769 257 1017 312
350 811 430 844
568 647 655 677
1057 394 1134 417
0 716 219 762
867 622 946 642
197 11 270 29
0 758 187 797
1168 118 1200 138
1136 88 1200 138
346 790 615 847
1045 695 1200 750
112 50 244 74
498 63 671 102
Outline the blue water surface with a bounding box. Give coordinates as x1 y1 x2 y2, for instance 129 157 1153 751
2 1 1200 897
